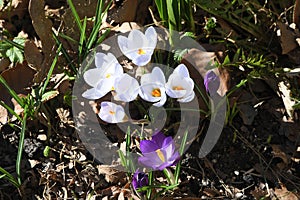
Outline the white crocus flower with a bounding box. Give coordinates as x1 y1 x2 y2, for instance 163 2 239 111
117 26 157 67
82 53 123 99
114 74 140 102
166 64 195 103
139 67 167 107
99 101 126 123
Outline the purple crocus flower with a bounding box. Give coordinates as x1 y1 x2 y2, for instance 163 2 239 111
132 170 149 190
204 70 220 96
138 132 180 171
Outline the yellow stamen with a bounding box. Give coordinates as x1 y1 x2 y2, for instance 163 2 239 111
109 110 115 115
155 149 165 162
111 86 115 91
138 48 146 55
106 74 111 78
151 88 161 97
173 86 184 90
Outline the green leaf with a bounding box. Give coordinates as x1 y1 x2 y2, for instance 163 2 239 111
41 91 59 102
43 146 51 157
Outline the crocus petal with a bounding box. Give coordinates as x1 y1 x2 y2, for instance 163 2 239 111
178 91 195 103
138 151 164 169
173 64 190 78
153 92 167 107
95 52 118 68
151 132 167 147
114 74 139 102
131 54 152 67
83 68 103 87
145 26 157 50
99 102 125 123
132 170 148 190
82 88 107 99
140 140 160 153
204 70 220 95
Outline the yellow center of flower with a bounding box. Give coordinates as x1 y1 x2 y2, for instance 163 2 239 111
172 86 184 90
138 48 146 55
106 74 111 78
155 149 165 162
151 88 161 97
109 110 115 115
111 86 115 91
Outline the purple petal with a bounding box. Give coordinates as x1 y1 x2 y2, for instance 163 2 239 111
204 70 220 95
138 152 163 169
151 132 167 147
140 140 160 153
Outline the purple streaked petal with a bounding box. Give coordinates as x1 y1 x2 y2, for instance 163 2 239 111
138 152 163 168
140 140 160 153
151 132 167 147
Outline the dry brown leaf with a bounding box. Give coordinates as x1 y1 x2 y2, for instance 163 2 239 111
0 104 8 124
0 62 35 104
24 40 43 69
273 186 299 200
277 22 299 54
29 0 56 83
0 0 29 21
278 81 295 118
97 165 126 184
294 0 300 28
270 144 291 170
108 0 139 24
0 58 11 73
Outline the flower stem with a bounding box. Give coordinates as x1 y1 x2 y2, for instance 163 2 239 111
163 168 175 185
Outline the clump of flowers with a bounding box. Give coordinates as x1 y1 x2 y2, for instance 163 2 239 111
81 26 216 198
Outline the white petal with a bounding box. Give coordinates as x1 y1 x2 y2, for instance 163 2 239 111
83 68 103 87
153 93 167 107
117 36 130 59
114 74 139 102
174 64 190 78
151 67 166 85
145 26 157 50
82 88 106 99
127 29 147 51
178 91 195 102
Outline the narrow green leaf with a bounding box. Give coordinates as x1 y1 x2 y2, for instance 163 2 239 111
66 0 83 32
0 167 20 188
78 16 87 59
0 100 22 122
0 75 24 108
16 106 28 184
40 44 62 96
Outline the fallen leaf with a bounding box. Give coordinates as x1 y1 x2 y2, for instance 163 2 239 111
24 40 43 69
0 62 35 105
278 81 295 119
108 0 139 24
273 186 299 200
277 22 299 54
29 0 56 83
293 0 300 28
0 103 7 124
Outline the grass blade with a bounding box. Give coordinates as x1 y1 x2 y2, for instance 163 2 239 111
0 75 24 108
40 44 62 96
66 0 83 32
16 106 28 185
0 167 20 188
